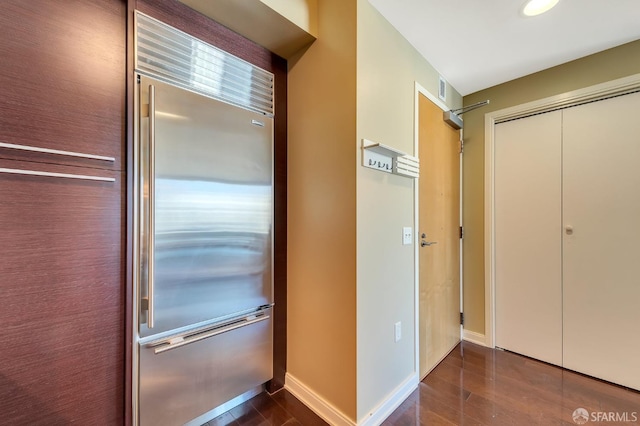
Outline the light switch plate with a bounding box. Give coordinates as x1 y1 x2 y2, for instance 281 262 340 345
402 227 412 245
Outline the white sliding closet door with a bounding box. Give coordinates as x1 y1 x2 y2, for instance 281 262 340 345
562 91 640 390
495 111 563 366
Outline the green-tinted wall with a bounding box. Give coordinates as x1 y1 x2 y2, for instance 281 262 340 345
461 39 640 335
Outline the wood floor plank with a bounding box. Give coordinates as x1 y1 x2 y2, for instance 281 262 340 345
249 392 295 425
270 389 329 426
206 390 327 426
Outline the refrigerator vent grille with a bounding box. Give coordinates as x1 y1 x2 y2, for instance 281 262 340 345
135 12 274 116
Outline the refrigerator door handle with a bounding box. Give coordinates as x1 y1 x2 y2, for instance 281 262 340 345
148 313 270 355
147 84 156 329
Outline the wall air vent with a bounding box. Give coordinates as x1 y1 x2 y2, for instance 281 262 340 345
135 12 274 116
439 76 447 101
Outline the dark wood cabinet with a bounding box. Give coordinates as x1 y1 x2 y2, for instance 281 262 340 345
0 161 125 425
0 1 126 171
0 1 126 424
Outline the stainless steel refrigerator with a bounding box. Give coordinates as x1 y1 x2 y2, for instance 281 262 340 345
133 13 275 425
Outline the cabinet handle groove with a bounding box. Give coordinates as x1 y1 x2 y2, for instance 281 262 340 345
0 167 114 182
0 141 115 162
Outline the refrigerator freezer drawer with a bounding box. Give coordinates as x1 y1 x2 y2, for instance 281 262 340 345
138 311 273 426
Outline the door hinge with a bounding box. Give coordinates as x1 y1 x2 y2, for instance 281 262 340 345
459 226 464 239
460 312 464 326
458 139 464 154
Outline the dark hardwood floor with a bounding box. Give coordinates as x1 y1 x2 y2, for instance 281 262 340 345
204 389 328 426
384 342 640 425
207 342 640 425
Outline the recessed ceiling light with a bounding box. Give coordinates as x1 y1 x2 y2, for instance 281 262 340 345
522 0 560 17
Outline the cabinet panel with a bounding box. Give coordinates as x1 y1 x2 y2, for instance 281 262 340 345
562 92 640 391
494 111 563 366
0 1 126 171
0 160 124 424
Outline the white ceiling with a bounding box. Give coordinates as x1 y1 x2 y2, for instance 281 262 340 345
368 0 640 96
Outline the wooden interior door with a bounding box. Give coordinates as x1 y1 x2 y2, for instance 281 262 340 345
494 111 563 366
562 91 640 391
418 94 461 378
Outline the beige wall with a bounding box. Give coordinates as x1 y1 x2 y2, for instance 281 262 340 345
356 1 461 420
288 0 464 421
260 0 318 36
461 39 640 334
180 0 316 58
287 0 358 420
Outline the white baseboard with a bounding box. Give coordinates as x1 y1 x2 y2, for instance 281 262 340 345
285 372 419 426
358 374 418 426
285 373 355 426
463 329 488 346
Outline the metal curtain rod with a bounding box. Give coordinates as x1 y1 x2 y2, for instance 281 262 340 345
450 99 490 116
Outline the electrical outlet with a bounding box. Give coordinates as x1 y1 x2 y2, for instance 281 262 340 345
402 227 412 245
394 321 402 342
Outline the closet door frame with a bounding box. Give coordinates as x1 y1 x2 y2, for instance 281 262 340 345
483 73 640 348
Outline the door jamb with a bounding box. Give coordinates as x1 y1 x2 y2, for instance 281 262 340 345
484 73 640 349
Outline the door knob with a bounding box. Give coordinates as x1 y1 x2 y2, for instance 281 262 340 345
421 240 438 247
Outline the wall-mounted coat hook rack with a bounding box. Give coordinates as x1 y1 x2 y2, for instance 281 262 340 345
361 139 419 179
